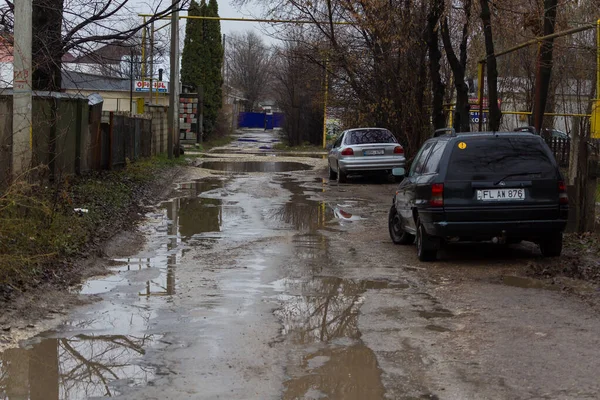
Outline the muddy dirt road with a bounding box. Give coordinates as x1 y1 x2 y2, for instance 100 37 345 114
1 129 599 399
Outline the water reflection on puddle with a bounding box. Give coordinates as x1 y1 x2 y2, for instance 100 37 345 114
274 277 408 344
502 275 558 290
202 161 312 173
0 334 159 399
266 177 362 232
168 179 244 244
283 344 385 400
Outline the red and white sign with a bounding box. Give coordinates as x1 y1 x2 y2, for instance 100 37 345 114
134 80 168 93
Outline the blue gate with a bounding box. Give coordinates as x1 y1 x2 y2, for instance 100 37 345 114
238 112 285 130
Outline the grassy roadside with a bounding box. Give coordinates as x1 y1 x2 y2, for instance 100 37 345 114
528 232 600 285
0 154 188 300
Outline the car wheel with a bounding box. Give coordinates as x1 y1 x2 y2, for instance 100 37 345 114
539 233 563 257
337 163 347 183
416 220 437 262
328 163 337 180
388 206 415 245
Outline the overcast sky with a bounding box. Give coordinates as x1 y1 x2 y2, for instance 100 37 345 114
130 0 276 79
132 0 273 40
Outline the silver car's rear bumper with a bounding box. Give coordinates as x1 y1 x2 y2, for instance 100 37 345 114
339 156 405 172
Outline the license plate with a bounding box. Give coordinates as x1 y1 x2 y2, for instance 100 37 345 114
364 149 384 156
477 189 526 201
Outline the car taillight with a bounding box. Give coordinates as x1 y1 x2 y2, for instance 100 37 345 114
341 148 354 156
393 146 404 154
430 183 444 207
558 181 568 205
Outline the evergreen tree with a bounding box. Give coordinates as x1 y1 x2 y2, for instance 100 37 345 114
181 0 203 89
203 0 224 136
180 0 223 137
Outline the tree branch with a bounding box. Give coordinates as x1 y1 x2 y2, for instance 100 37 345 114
63 1 187 52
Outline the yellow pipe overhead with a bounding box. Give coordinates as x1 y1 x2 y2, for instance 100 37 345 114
138 13 353 24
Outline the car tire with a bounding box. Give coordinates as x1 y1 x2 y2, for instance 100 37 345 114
337 163 347 183
329 163 337 180
416 220 437 262
388 206 415 245
539 233 563 257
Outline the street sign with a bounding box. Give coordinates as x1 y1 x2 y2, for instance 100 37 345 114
470 111 488 124
134 80 168 93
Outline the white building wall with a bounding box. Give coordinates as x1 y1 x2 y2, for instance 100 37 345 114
0 62 13 88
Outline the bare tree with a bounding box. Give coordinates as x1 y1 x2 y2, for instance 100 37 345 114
479 0 502 131
441 0 473 133
425 0 446 131
1 0 188 91
532 0 558 132
237 0 433 155
226 31 272 111
272 39 324 146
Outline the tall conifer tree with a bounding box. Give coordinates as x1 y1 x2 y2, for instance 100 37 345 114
181 0 223 137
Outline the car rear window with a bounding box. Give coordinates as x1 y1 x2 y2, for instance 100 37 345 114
446 136 557 180
346 130 397 145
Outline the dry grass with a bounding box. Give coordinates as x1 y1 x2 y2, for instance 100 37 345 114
0 155 186 299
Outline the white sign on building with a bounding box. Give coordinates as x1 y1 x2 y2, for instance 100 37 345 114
134 80 168 93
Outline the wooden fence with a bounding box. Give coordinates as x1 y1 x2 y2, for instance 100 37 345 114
546 137 570 167
100 112 152 169
1 93 158 190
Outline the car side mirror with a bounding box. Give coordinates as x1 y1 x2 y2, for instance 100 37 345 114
392 167 406 177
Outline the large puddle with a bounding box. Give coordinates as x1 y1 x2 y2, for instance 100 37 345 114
274 276 408 344
201 161 312 173
0 334 161 399
0 173 371 399
274 275 404 400
283 344 385 400
208 149 326 159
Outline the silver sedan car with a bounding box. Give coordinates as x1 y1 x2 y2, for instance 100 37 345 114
328 128 406 183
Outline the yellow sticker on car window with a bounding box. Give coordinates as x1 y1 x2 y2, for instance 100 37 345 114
458 142 467 149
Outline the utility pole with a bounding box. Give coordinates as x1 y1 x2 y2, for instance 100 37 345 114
168 0 180 159
198 85 204 144
222 34 226 79
322 56 329 149
12 0 33 179
149 22 154 105
129 48 134 115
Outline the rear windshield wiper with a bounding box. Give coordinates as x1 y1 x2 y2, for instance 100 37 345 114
494 172 541 186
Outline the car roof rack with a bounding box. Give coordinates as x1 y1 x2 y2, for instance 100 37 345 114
433 128 457 138
513 126 538 135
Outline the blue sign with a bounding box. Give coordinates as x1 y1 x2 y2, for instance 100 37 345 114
470 111 488 124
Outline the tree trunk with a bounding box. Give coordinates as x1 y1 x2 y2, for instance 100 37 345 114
532 0 558 133
32 0 64 91
479 0 501 131
440 11 471 132
425 0 445 130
